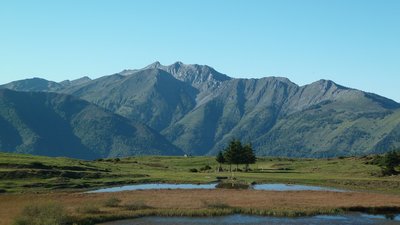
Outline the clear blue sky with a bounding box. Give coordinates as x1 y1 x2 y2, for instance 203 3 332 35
1 0 399 101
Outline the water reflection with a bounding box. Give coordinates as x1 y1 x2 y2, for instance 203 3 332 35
98 214 400 225
88 183 347 193
253 183 346 192
88 183 217 193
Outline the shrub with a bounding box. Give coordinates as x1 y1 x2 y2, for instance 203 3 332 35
379 151 400 176
189 168 198 173
123 201 153 210
103 197 121 207
29 161 49 169
14 202 71 225
199 165 212 171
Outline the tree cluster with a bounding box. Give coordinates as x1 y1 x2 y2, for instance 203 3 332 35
216 139 256 172
372 150 400 176
379 150 400 176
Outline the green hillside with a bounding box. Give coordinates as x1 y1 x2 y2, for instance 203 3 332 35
0 89 182 159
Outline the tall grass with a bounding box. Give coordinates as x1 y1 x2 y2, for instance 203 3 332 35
74 207 345 225
13 202 71 225
103 197 121 207
76 203 101 214
202 200 231 209
123 201 153 210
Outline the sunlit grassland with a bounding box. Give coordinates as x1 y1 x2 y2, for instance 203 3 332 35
0 152 399 194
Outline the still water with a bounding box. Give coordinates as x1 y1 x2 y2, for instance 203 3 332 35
87 183 218 193
88 183 346 193
253 183 346 192
98 214 400 225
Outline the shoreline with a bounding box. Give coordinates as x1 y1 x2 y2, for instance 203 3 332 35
90 207 400 225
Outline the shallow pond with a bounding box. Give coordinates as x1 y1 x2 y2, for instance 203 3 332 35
88 183 346 193
87 183 218 193
98 214 400 225
253 183 346 192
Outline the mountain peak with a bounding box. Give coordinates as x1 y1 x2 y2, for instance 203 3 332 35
143 61 162 69
60 76 92 86
263 76 295 84
139 61 231 89
310 79 349 91
152 61 162 67
171 61 184 66
316 79 335 85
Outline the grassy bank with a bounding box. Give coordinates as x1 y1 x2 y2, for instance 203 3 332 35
0 152 399 194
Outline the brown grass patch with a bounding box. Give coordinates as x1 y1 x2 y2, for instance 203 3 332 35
1 189 400 225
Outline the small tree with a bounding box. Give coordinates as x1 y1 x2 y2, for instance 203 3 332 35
242 143 256 172
216 151 225 172
224 139 243 171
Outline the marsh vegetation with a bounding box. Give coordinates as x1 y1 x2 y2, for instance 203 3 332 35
0 152 399 225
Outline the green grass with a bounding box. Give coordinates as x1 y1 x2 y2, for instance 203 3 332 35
0 152 399 194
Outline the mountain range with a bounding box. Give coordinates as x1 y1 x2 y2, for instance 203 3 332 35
1 61 400 158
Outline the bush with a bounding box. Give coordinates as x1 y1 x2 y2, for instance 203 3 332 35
14 202 71 225
381 167 395 176
29 161 50 169
189 168 198 173
216 181 250 189
103 197 121 207
123 201 153 210
199 165 212 171
379 151 400 176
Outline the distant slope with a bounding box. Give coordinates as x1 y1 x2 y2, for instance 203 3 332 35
162 77 400 156
2 62 400 157
61 69 198 131
0 89 182 159
0 77 64 92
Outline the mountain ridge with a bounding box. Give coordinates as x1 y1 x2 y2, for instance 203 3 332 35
1 61 400 158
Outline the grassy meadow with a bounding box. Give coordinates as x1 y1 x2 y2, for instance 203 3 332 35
0 152 399 194
1 152 400 224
